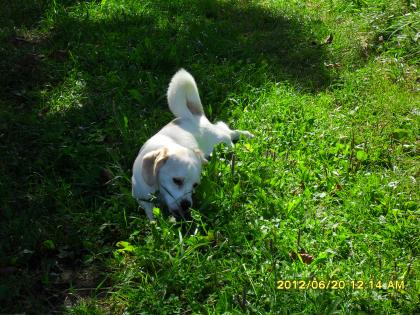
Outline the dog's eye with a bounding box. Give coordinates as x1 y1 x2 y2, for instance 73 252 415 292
172 177 183 186
193 183 199 189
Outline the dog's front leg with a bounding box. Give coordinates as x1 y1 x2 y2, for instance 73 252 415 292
139 200 156 221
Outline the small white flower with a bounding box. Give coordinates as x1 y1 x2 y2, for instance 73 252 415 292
388 181 399 189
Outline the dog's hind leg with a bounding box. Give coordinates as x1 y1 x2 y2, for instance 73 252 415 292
215 121 254 142
231 129 254 141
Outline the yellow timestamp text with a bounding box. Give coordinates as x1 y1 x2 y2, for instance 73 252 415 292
277 280 405 290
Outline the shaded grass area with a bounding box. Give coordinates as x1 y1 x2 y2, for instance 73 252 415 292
0 0 418 313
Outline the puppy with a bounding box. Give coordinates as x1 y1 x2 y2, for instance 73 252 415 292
132 69 253 220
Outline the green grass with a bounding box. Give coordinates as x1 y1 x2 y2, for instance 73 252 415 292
0 0 418 313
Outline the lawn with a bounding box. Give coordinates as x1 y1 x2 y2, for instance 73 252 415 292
0 0 418 314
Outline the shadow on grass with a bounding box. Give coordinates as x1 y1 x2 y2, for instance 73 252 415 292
0 0 332 312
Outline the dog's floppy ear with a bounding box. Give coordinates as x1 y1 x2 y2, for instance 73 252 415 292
142 148 169 186
193 148 208 164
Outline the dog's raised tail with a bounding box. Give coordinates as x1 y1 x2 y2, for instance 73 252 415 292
167 69 204 119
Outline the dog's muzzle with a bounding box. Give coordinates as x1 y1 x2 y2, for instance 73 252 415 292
180 199 191 211
159 184 193 220
171 199 192 220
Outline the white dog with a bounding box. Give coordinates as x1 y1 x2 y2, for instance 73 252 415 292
132 69 253 220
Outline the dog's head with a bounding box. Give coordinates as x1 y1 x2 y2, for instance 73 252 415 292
141 147 206 219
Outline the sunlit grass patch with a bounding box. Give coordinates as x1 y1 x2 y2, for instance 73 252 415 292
0 0 418 314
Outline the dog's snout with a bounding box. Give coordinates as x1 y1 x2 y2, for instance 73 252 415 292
180 199 191 211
